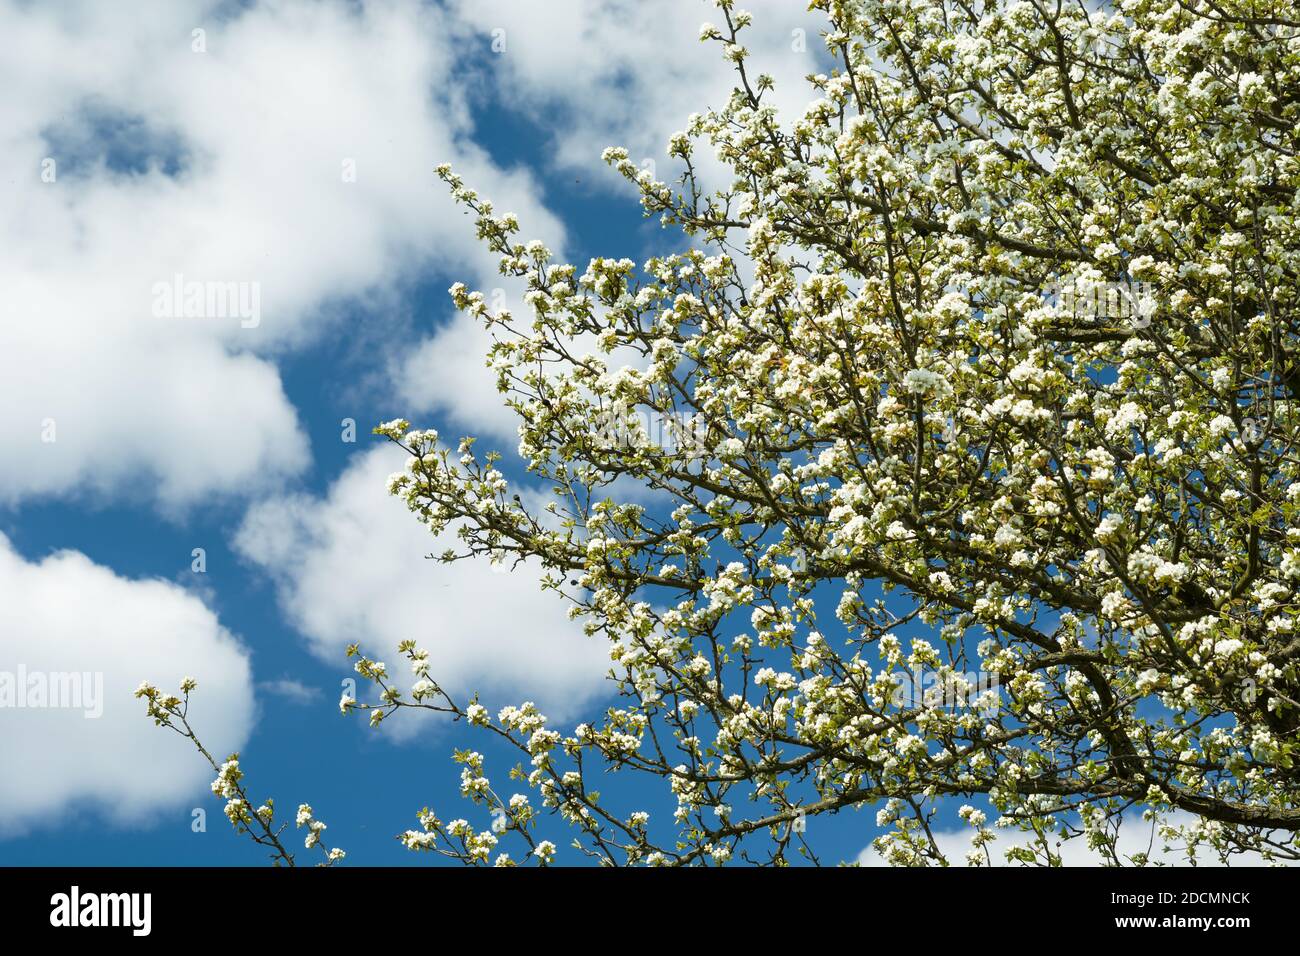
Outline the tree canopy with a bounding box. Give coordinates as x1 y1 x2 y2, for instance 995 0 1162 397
144 0 1300 866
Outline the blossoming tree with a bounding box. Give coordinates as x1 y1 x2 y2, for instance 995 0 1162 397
145 0 1300 865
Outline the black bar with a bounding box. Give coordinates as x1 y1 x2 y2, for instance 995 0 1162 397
0 865 1280 940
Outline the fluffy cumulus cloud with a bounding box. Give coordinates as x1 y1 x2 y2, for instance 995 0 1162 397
0 0 561 507
0 0 814 837
860 813 1295 867
447 0 829 177
233 445 609 720
396 0 831 442
0 534 254 833
395 277 531 446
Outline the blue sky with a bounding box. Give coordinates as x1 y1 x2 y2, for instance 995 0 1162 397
0 0 1229 870
2 0 909 865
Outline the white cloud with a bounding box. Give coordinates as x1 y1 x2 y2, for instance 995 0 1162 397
0 0 829 501
0 533 254 833
257 677 321 705
394 1 832 443
0 0 563 508
447 0 829 179
233 444 609 723
860 811 1295 867
395 280 527 445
